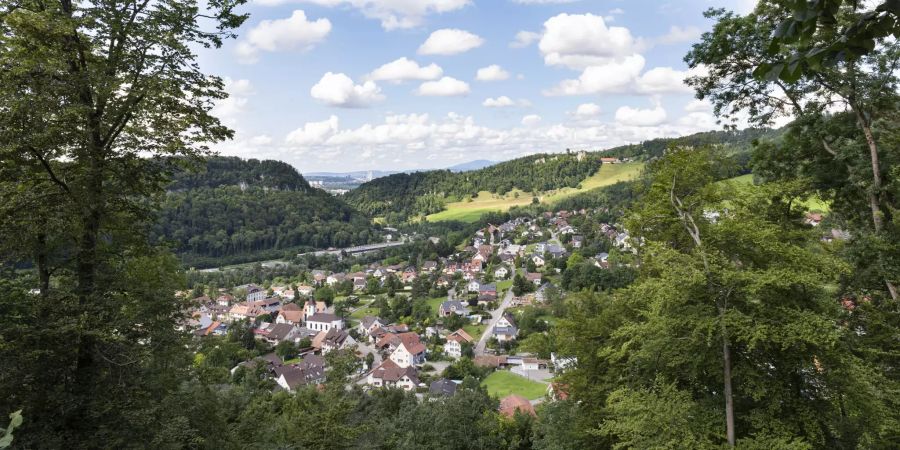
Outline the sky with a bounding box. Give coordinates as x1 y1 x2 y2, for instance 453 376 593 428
199 0 758 173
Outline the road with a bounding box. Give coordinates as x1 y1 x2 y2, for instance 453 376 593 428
474 285 515 355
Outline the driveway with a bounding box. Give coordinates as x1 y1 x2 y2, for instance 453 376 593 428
474 286 515 355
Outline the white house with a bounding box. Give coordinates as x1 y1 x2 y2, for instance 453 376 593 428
390 340 427 368
467 279 481 292
494 266 509 279
531 254 546 267
444 329 474 359
367 359 420 391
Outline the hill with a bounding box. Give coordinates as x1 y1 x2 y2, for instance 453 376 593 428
350 128 779 224
344 152 602 222
152 157 381 268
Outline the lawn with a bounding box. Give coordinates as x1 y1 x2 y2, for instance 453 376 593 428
462 322 487 339
350 306 380 320
497 280 513 292
481 370 548 400
426 296 447 315
425 162 645 223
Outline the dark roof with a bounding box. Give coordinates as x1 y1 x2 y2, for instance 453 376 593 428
429 379 458 396
306 312 341 323
266 323 298 341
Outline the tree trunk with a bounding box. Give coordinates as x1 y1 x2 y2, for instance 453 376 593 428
722 323 736 447
854 108 898 300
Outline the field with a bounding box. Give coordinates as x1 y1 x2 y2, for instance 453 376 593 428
425 162 644 223
462 322 487 339
481 370 547 400
426 296 447 315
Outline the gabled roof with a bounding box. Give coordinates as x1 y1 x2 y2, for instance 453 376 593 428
500 395 536 418
429 378 458 396
266 323 298 341
446 329 474 343
306 312 341 323
370 359 420 384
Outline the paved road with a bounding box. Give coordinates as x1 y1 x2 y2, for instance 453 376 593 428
474 286 515 355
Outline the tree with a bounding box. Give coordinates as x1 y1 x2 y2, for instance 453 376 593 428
275 341 298 361
555 147 897 447
687 5 900 300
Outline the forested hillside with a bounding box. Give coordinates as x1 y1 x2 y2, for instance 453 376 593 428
345 152 602 220
602 127 781 163
152 157 380 268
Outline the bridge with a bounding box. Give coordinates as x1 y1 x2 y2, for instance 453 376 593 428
299 241 406 258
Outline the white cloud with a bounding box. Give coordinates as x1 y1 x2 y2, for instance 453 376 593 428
235 10 331 64
310 72 384 108
483 96 515 107
286 115 340 145
539 13 640 70
476 65 510 81
684 99 714 113
521 114 542 126
416 77 470 96
249 135 273 146
212 78 254 124
418 29 484 55
265 110 724 171
573 103 602 117
544 54 645 95
635 66 695 94
608 8 624 15
615 104 668 127
510 31 541 48
655 25 702 45
367 57 443 83
259 0 471 30
483 96 530 108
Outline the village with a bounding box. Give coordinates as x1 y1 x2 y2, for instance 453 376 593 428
184 209 635 416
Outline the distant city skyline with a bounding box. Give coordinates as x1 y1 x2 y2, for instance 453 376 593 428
201 0 763 172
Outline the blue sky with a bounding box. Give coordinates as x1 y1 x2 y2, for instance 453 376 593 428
201 0 756 172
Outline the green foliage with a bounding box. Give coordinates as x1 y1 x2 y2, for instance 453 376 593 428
153 156 381 268
345 152 602 220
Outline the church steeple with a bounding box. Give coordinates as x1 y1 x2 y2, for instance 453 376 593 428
304 299 316 321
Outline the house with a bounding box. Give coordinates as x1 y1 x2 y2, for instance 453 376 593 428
551 352 577 372
400 270 417 284
444 329 474 358
296 285 314 296
216 294 234 306
478 283 497 299
429 378 458 397
302 299 343 332
194 320 227 337
273 354 326 392
313 328 356 354
251 297 282 313
499 395 536 418
531 254 546 267
263 323 300 345
272 286 295 300
571 235 584 248
326 273 346 286
311 270 328 286
439 300 470 317
494 266 510 279
358 316 385 337
521 358 548 371
353 277 367 291
546 244 567 259
492 313 518 342
276 303 305 325
422 261 438 273
600 157 620 164
238 284 266 302
525 273 542 286
228 303 265 322
367 359 420 391
436 276 451 288
389 333 427 368
547 382 570 401
467 279 481 292
474 355 508 368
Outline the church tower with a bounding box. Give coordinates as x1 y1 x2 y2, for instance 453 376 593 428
304 299 316 322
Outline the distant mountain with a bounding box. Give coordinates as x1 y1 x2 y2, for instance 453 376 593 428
446 159 496 172
153 156 381 268
304 170 400 179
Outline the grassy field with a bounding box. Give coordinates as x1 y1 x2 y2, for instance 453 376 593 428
350 305 380 320
497 280 513 292
425 162 645 223
426 296 447 315
481 370 547 400
462 322 487 339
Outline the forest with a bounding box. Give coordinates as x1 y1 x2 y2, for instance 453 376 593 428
152 157 382 268
344 152 603 220
1 0 899 449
